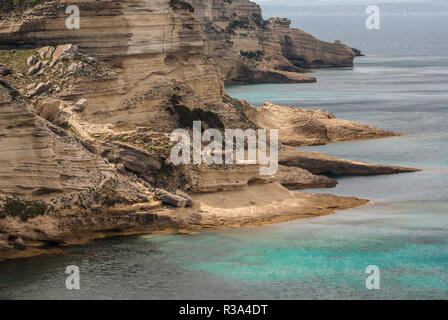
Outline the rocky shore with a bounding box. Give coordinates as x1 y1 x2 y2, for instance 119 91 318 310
0 0 419 262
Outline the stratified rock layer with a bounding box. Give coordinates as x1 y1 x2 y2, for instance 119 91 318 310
279 146 419 176
0 0 224 131
187 0 355 83
250 102 398 146
0 76 149 199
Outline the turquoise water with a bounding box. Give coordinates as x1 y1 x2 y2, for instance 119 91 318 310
1 56 447 300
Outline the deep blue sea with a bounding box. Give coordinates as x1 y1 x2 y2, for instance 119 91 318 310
0 14 447 300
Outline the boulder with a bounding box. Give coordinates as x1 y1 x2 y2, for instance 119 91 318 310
52 44 78 61
35 99 71 129
73 98 88 112
12 237 26 250
35 99 61 119
26 83 36 91
66 62 83 74
99 142 163 182
176 190 193 207
27 55 38 66
37 46 55 59
251 102 397 146
28 61 42 75
116 163 128 175
155 188 188 208
0 64 12 76
26 81 53 97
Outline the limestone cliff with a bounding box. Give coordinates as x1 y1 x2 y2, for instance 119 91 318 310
187 0 356 83
0 0 225 130
0 76 153 202
248 102 398 146
0 1 420 261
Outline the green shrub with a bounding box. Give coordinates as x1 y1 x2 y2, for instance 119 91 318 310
167 94 224 129
251 13 267 28
0 196 47 222
191 108 224 129
240 50 264 61
169 0 194 13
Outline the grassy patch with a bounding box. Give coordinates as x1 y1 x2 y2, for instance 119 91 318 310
0 196 47 222
101 132 173 157
0 49 36 73
93 187 130 207
69 126 82 138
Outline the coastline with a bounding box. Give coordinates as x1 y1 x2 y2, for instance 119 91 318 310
0 183 370 263
0 67 418 263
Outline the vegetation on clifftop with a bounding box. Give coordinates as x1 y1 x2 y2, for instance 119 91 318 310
0 49 37 73
167 94 224 129
169 0 194 13
240 50 265 61
0 197 47 222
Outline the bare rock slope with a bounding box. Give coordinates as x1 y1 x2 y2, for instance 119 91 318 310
0 1 419 261
187 0 356 83
250 102 398 146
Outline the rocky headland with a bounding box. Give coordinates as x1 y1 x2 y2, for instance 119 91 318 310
0 0 417 261
187 0 356 83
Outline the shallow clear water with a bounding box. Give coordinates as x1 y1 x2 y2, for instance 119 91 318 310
1 17 448 300
227 56 448 135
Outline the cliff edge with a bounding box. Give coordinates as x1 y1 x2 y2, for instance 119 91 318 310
187 0 356 83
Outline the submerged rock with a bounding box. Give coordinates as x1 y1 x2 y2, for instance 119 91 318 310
37 46 55 59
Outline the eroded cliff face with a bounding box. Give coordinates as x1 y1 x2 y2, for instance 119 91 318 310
0 76 155 204
186 0 355 83
0 1 418 261
0 0 225 130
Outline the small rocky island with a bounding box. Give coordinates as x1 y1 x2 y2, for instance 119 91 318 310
0 0 418 261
